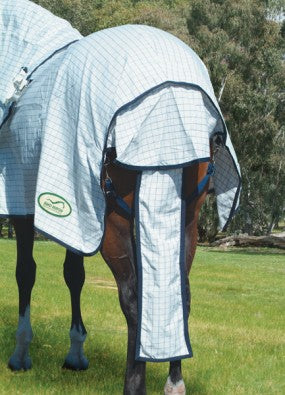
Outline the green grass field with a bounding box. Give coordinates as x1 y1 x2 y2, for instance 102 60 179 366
0 240 284 394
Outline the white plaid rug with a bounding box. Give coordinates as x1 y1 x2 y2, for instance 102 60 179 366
0 20 241 361
0 0 81 126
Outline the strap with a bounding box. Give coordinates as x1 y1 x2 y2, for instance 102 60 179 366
104 162 214 217
185 162 215 206
104 178 132 218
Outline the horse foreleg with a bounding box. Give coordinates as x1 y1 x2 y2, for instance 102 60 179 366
62 250 88 370
101 215 146 395
8 217 36 371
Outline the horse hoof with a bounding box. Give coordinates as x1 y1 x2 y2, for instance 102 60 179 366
8 355 32 371
164 377 186 395
62 356 89 371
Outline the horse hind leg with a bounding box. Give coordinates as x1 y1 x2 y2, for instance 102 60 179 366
8 217 36 371
164 361 186 395
62 250 88 370
165 163 210 394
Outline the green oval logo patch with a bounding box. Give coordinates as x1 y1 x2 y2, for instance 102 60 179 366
38 193 72 217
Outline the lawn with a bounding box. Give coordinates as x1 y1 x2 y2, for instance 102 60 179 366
0 240 284 394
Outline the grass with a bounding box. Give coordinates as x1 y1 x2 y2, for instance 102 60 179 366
0 240 284 394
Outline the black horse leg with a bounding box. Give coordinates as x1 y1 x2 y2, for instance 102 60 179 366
62 249 88 370
165 163 210 394
165 271 190 394
119 272 146 395
8 217 36 371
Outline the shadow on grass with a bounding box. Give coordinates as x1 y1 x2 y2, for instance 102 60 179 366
204 247 284 256
0 311 206 394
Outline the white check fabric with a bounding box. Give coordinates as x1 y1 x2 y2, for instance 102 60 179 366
0 0 81 124
137 169 192 360
31 25 240 254
0 17 241 362
0 0 81 216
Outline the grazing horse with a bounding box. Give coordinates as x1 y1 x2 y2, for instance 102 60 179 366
1 4 241 395
10 149 211 394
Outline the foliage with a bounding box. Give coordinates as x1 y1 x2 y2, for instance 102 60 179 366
187 0 285 236
32 0 190 38
0 218 13 238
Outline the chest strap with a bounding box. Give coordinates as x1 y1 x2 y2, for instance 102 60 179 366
104 162 215 219
185 162 215 206
104 178 132 219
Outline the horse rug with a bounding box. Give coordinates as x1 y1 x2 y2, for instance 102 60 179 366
0 24 241 361
0 0 81 126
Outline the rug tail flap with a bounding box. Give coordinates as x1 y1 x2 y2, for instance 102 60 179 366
135 169 192 361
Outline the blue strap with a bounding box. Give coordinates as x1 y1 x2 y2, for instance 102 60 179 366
105 162 214 217
185 162 215 206
105 178 132 218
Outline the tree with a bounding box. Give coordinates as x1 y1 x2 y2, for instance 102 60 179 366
187 0 285 236
32 0 190 38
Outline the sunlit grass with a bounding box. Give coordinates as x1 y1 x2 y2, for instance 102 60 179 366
0 240 284 394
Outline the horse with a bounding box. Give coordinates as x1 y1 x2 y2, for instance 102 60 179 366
1 4 241 394
9 148 212 394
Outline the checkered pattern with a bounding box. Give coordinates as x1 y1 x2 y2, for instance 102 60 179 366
0 0 81 125
0 0 81 216
0 18 241 361
31 25 240 254
136 169 192 360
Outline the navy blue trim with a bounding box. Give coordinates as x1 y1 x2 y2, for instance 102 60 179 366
34 226 100 257
0 213 34 219
136 353 193 363
113 157 210 171
185 162 215 205
0 40 79 131
134 170 192 362
221 145 242 231
104 79 241 229
27 40 79 81
179 168 193 358
134 172 143 362
107 80 226 145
